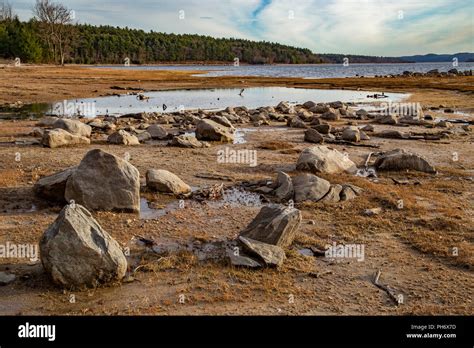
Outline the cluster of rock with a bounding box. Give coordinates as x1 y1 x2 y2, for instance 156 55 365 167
374 69 473 79
34 149 194 212
34 149 141 212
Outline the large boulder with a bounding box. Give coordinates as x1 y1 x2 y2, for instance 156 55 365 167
374 149 437 174
42 129 90 148
34 167 76 203
238 236 285 267
296 146 358 174
40 204 127 288
146 169 192 195
107 130 140 145
65 149 140 212
292 173 331 203
240 205 302 248
196 119 234 143
53 119 92 138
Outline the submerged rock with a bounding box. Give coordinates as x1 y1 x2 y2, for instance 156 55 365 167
65 149 141 212
146 169 192 195
40 203 127 288
296 146 358 174
240 205 302 248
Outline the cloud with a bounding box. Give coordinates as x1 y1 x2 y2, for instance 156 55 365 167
9 0 474 55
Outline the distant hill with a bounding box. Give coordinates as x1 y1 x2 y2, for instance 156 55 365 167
399 52 474 63
319 54 406 64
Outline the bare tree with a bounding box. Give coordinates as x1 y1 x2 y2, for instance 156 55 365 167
0 0 13 20
33 0 73 65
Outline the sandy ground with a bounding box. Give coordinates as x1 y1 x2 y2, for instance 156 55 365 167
0 66 472 315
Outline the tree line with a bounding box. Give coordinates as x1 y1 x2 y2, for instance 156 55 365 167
0 0 403 65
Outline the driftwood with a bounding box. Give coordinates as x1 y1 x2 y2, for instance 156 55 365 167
372 270 402 305
325 139 380 149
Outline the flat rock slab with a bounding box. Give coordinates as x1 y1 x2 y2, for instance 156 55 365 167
240 205 302 248
239 236 285 267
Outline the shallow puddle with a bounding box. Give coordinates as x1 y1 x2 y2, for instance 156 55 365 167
43 87 408 118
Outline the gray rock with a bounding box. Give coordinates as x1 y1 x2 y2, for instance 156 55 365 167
169 134 207 148
341 127 360 142
321 109 340 121
147 125 169 140
107 130 140 145
42 129 90 148
374 149 437 174
340 184 361 201
310 104 330 114
40 204 127 288
361 124 374 132
320 184 343 203
292 173 331 203
312 124 331 134
196 119 234 143
304 129 324 143
288 117 308 129
375 114 398 125
273 171 294 202
227 250 262 268
34 167 76 203
303 101 317 109
65 149 141 212
238 236 285 267
296 146 358 174
240 205 302 248
210 115 235 129
329 101 345 109
0 272 16 286
53 119 92 138
137 131 152 143
36 116 60 127
146 169 192 195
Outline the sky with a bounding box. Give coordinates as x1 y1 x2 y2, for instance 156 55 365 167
9 0 474 56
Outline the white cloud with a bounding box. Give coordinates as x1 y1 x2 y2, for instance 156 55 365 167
9 0 474 55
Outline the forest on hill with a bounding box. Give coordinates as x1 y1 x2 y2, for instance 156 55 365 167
0 0 405 66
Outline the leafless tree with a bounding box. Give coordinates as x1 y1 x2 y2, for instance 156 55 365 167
0 1 13 20
33 0 74 65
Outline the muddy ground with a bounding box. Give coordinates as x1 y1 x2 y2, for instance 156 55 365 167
0 66 472 315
